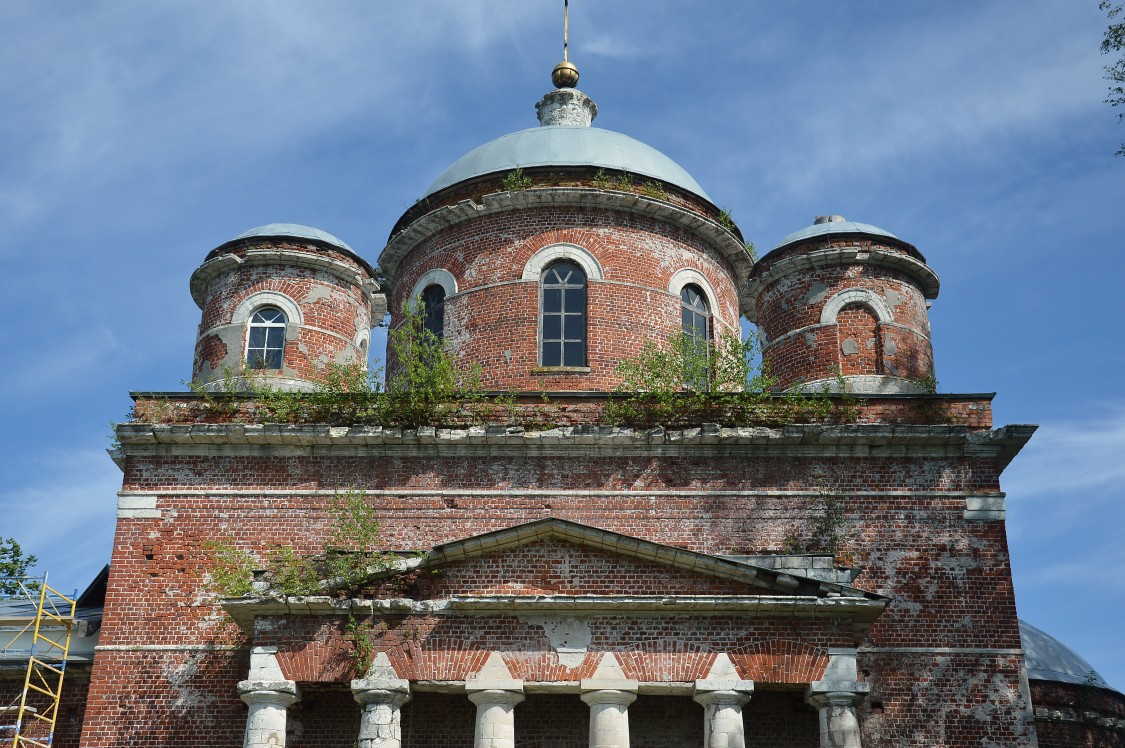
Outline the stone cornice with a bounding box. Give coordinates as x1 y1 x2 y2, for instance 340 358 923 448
744 246 941 323
377 188 752 302
189 247 384 315
114 422 1035 469
221 594 886 633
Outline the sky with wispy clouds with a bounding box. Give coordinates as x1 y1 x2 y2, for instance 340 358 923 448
1 1 1122 689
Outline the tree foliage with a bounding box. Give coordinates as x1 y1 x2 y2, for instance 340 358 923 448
1102 1 1125 155
0 537 38 595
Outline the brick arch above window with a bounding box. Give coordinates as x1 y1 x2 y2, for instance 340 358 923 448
231 290 303 326
820 288 893 326
521 243 604 282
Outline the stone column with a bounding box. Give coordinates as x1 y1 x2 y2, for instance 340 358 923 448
238 680 299 748
580 689 637 748
351 679 411 748
805 648 869 748
467 689 525 748
806 688 866 748
693 689 753 748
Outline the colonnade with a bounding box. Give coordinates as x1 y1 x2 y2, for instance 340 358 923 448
237 649 868 748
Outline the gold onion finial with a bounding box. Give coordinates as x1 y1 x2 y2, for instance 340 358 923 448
551 0 580 88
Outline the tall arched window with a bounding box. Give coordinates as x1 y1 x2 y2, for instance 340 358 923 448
246 307 287 369
680 284 711 345
540 261 587 367
420 284 446 340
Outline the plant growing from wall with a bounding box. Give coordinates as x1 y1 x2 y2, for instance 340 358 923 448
606 329 853 428
203 490 394 599
384 301 486 427
781 472 848 556
591 168 614 190
502 168 532 192
717 208 736 232
640 180 667 200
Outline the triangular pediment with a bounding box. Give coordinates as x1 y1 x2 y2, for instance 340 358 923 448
392 518 881 601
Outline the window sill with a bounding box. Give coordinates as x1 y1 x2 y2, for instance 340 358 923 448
531 366 592 374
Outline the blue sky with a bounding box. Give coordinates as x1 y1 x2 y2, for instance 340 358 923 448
1 2 1122 689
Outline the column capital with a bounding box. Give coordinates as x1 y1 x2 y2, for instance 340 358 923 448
693 688 753 707
467 688 526 708
351 680 411 708
805 680 869 709
580 688 638 708
238 679 300 708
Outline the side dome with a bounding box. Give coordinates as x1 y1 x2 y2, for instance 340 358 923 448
1021 619 1113 688
424 125 711 202
233 223 355 252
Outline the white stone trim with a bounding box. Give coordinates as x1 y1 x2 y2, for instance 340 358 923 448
819 288 894 325
668 268 719 310
522 243 604 281
409 268 458 301
231 291 304 326
117 495 160 519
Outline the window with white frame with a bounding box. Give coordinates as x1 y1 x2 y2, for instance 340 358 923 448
246 307 287 369
540 261 587 367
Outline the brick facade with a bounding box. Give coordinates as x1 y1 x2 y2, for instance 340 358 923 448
71 82 1119 748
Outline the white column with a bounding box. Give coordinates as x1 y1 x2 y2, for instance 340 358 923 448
693 689 753 748
467 689 525 748
806 648 868 748
351 683 410 748
806 689 865 748
580 689 637 748
238 680 299 748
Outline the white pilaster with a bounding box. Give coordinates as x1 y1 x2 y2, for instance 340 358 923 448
238 680 299 748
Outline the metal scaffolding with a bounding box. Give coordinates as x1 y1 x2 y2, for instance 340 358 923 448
1 575 77 748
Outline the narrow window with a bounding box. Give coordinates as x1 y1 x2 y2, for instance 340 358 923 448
680 284 711 345
420 284 446 340
540 261 587 367
246 307 287 369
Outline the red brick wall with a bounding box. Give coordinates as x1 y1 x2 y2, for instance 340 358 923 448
0 670 89 748
388 210 741 392
192 240 374 385
751 239 935 389
1030 680 1125 748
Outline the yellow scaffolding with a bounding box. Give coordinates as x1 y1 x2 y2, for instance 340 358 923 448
0 575 77 748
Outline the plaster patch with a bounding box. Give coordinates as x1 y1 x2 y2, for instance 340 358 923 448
805 282 830 306
883 334 897 356
522 615 591 668
884 288 904 307
841 338 859 355
303 287 334 304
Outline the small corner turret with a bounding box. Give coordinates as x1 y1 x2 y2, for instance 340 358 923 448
744 215 940 394
188 224 385 391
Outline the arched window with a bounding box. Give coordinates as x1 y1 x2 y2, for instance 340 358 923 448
540 261 587 367
680 284 711 345
420 284 446 340
246 307 287 369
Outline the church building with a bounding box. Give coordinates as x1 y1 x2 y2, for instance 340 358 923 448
70 53 1125 748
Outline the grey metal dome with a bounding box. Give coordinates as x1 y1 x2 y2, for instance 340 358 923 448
234 223 355 253
772 217 903 252
1020 619 1114 689
423 126 711 201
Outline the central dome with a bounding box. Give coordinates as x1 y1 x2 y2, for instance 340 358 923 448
423 125 711 202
